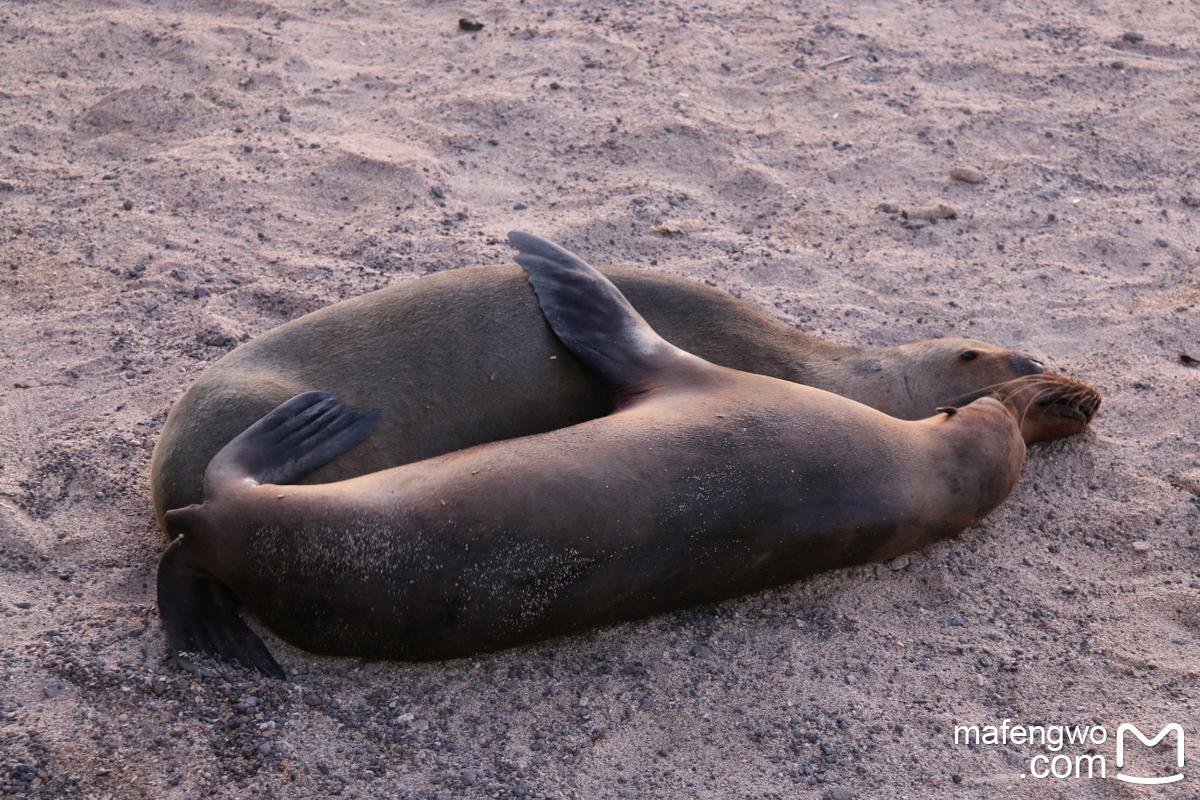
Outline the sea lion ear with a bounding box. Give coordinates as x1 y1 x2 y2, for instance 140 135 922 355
508 231 686 394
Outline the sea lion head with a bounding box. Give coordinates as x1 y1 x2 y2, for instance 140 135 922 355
863 339 1043 419
945 372 1101 444
873 339 1098 442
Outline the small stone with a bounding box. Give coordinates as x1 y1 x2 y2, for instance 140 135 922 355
303 693 322 707
122 200 133 211
44 679 61 698
876 202 900 213
412 718 430 732
152 679 168 696
513 202 528 210
458 18 485 32
1122 31 1145 43
1110 60 1125 69
948 167 985 184
691 645 717 659
1175 471 1200 495
902 204 957 221
945 616 965 626
827 788 855 800
1170 637 1187 645
14 602 32 609
1131 540 1152 552
889 555 910 571
639 696 656 711
257 742 272 756
1154 237 1169 247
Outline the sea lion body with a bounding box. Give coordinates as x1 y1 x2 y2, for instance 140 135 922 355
158 234 1095 676
166 375 1021 663
150 264 1068 536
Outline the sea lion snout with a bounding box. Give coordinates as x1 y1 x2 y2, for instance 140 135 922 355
1008 351 1045 377
992 373 1101 443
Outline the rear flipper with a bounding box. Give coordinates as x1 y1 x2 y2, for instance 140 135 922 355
157 538 286 679
161 392 381 678
508 231 696 396
202 391 381 496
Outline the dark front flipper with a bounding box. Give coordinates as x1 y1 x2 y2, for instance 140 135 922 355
157 538 286 679
508 231 689 395
202 391 381 495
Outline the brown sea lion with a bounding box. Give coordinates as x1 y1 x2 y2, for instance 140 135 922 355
157 233 1100 678
150 255 1097 537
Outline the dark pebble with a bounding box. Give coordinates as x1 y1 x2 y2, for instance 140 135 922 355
1132 381 1153 390
691 645 716 659
946 617 965 627
14 602 31 609
1110 61 1125 69
513 202 528 210
1154 237 1169 247
303 693 322 707
458 18 484 32
827 789 855 800
1122 31 1145 43
639 696 656 711
44 679 61 698
122 200 133 210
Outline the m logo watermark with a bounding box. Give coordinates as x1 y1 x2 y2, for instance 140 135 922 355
1115 723 1185 785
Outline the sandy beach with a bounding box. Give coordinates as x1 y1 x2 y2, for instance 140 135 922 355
1 0 1198 797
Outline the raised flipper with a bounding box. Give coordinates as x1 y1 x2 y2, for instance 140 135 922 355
201 391 381 497
508 231 698 395
159 391 381 678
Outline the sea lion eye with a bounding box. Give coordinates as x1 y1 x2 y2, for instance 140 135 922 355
959 350 978 361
